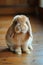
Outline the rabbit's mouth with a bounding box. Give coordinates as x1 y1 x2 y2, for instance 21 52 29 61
15 23 28 34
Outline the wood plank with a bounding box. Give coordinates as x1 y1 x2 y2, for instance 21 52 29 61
0 16 43 65
0 43 43 65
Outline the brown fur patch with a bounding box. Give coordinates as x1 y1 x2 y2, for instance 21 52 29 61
12 32 30 46
15 16 27 24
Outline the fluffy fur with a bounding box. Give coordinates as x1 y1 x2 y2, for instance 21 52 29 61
6 15 33 55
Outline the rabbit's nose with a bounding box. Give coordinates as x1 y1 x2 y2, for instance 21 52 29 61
21 24 26 30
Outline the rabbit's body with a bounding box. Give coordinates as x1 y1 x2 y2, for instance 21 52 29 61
6 15 33 55
13 32 30 45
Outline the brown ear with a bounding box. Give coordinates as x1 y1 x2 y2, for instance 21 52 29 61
8 25 14 37
8 19 15 37
12 18 18 28
27 18 33 37
11 19 18 37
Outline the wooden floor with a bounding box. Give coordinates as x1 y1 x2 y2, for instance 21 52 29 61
0 15 43 65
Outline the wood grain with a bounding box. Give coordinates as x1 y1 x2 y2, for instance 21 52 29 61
0 16 43 65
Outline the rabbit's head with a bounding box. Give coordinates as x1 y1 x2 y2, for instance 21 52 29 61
13 15 30 34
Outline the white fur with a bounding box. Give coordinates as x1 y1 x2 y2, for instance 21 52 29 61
6 15 33 55
14 15 33 54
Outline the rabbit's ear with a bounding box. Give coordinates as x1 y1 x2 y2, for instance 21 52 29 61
13 20 18 26
11 19 17 30
27 18 33 38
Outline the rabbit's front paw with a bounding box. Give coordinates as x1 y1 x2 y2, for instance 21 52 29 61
23 47 31 54
15 47 22 55
25 49 31 54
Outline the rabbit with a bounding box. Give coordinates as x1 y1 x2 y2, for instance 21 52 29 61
6 15 33 55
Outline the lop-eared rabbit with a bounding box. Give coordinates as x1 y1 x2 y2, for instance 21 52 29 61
6 15 33 55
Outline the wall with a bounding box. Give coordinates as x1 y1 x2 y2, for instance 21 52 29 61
39 0 43 8
0 0 36 15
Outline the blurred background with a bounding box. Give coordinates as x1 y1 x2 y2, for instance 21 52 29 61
0 0 43 50
0 0 43 65
0 0 43 17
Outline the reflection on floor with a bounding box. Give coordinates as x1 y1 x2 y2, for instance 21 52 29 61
0 15 43 65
